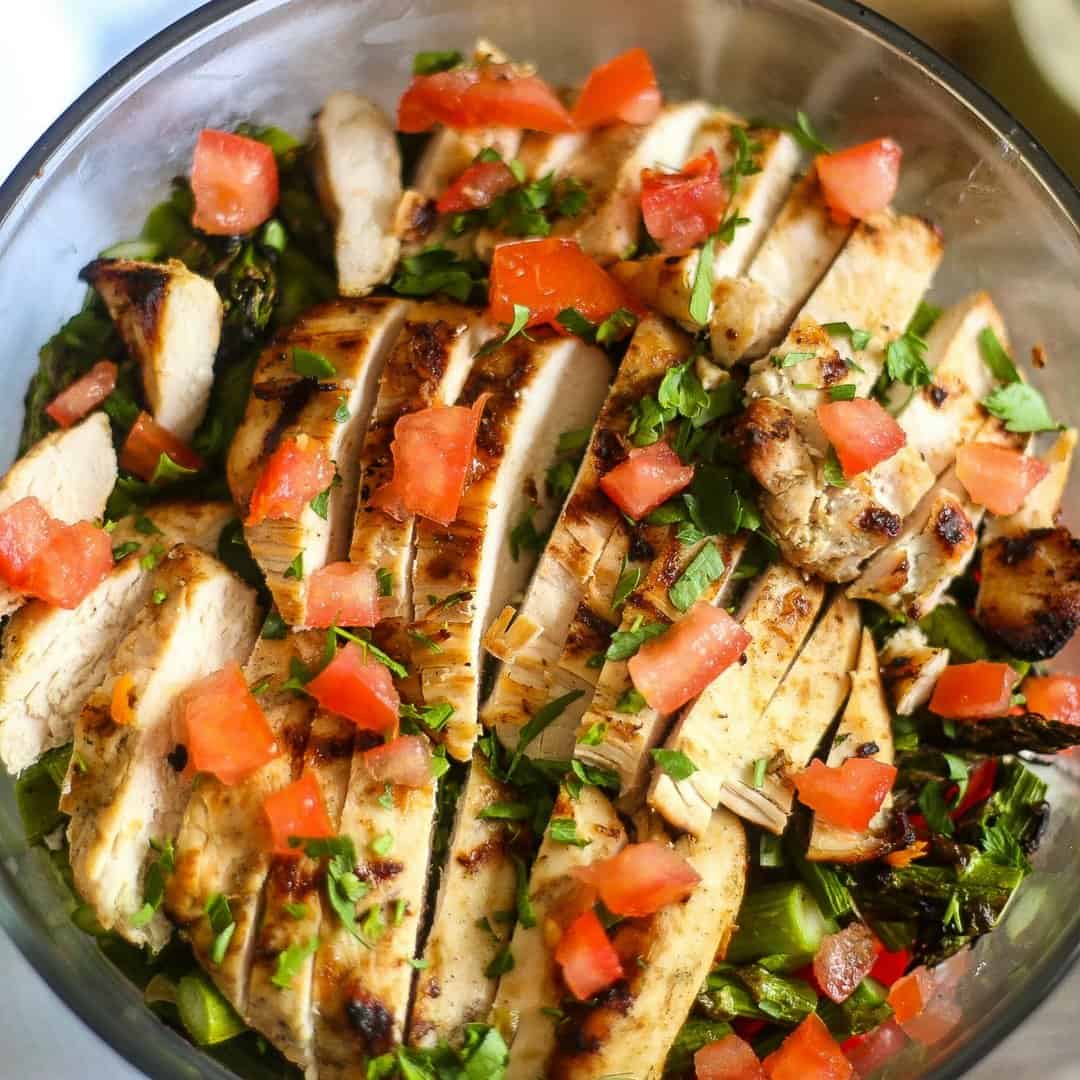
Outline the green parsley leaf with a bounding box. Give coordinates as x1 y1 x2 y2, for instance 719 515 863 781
943 752 971 809
977 326 1020 384
569 759 619 793
478 801 531 821
751 757 767 788
628 393 675 447
139 543 165 571
152 588 168 605
651 748 699 781
577 721 607 746
333 396 351 423
112 540 140 562
716 211 751 245
503 303 531 344
677 521 707 545
549 818 590 847
271 937 318 988
133 514 162 535
331 625 409 678
918 781 955 837
249 676 272 695
284 552 303 580
669 541 725 612
822 322 872 351
823 448 846 487
206 893 235 966
615 688 646 714
982 382 1059 433
261 609 288 640
645 500 690 525
724 126 763 196
688 235 716 326
555 176 588 217
885 331 932 388
555 307 595 338
596 307 639 346
375 568 393 597
557 427 591 454
772 351 814 369
512 854 536 929
130 838 175 928
981 820 1029 871
485 945 514 978
612 564 640 611
407 629 443 654
658 358 710 422
829 383 857 401
790 110 832 154
283 902 309 920
509 503 545 561
907 300 943 338
507 690 585 776
605 620 668 661
310 473 342 520
400 701 454 731
545 459 577 500
150 452 198 485
378 784 394 810
371 832 394 857
686 464 762 536
391 246 488 303
412 49 463 74
392 898 407 927
293 347 337 379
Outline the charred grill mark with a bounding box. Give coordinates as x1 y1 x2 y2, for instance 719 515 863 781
358 859 404 884
628 528 655 564
166 744 188 772
1000 532 1040 567
591 427 627 475
345 989 395 1056
268 855 318 898
456 835 506 875
565 602 617 656
422 530 481 583
80 260 168 345
403 319 455 388
820 352 848 386
256 379 318 467
855 507 902 537
928 383 949 407
933 503 974 552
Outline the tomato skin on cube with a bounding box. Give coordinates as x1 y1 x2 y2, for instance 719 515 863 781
762 1013 853 1079
599 441 694 522
572 841 701 917
641 149 727 255
694 1034 767 1079
816 399 906 478
306 642 401 733
813 922 878 1004
363 735 432 789
306 563 380 629
955 442 1049 516
1024 675 1080 725
571 47 662 128
794 757 897 831
45 361 118 428
436 159 518 214
191 129 280 237
553 908 624 1001
928 661 1016 719
262 771 334 855
245 435 333 526
815 137 902 222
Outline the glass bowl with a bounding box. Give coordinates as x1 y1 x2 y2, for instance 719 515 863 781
1 1 1078 1076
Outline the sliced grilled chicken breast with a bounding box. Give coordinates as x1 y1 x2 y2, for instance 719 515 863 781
81 258 221 440
494 787 627 1080
351 302 493 622
61 546 259 950
808 628 896 862
575 533 747 804
230 297 407 625
311 746 436 1075
482 315 694 758
546 812 748 1080
553 103 710 263
985 427 1077 541
613 122 800 328
411 334 612 760
165 632 322 1010
879 624 950 716
246 708 355 1069
648 562 824 837
314 93 402 296
976 527 1080 660
742 212 944 581
709 171 851 366
0 501 234 773
409 758 519 1046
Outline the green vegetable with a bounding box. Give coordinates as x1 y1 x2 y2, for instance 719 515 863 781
548 818 590 847
284 552 304 580
829 383 857 401
270 937 319 989
485 945 514 978
907 300 943 338
978 326 1020 384
724 126 763 196
918 603 990 662
759 833 785 868
686 464 762 536
982 382 1059 433
822 321 872 351
400 701 454 732
577 721 606 746
391 246 488 303
130 837 176 928
650 748 699 781
791 849 854 921
772 351 814 368
176 972 246 1045
669 542 725 612
507 690 585 776
751 757 768 789
688 235 716 325
726 882 835 964
605 619 668 661
663 1018 733 1076
923 710 1080 755
885 330 932 389
14 744 71 843
736 965 818 1024
292 347 336 379
413 49 464 74
789 110 832 154
509 503 545 561
206 893 236 966
615 688 646 714
823 448 846 488
819 977 893 1040
612 563 640 611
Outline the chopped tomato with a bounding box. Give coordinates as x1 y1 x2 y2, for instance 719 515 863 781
554 909 624 1001
763 1013 852 1080
816 399 906 478
869 944 912 988
18 520 113 609
182 662 279 785
898 971 962 1047
599 441 694 521
842 1020 907 1076
191 129 279 236
795 757 897 831
363 735 432 788
436 158 518 214
306 563 380 629
306 642 400 733
45 361 118 428
262 771 334 855
572 47 662 128
694 1034 766 1079
1024 675 1080 725
813 922 878 1003
245 435 334 526
950 757 998 817
573 841 701 916
397 64 574 134
370 396 489 527
816 138 902 222
120 412 204 482
640 149 727 255
928 661 1016 719
489 237 639 329
629 601 751 715
111 673 136 727
955 443 1049 516
0 497 56 587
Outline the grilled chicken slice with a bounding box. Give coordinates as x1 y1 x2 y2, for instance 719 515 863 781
709 171 851 366
879 624 950 716
553 103 711 263
0 412 117 618
411 334 612 760
848 421 1022 619
229 297 407 625
0 501 234 773
648 562 824 837
482 315 694 758
574 533 747 804
494 786 627 1080
165 632 322 1010
808 628 896 862
61 546 259 950
409 758 519 1046
350 302 493 622
546 811 748 1080
81 258 221 440
613 121 800 328
246 707 356 1069
976 527 1080 660
313 93 402 296
985 427 1077 541
742 212 944 581
310 736 436 1075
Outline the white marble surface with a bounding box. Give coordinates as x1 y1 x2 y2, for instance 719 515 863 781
2 2 1080 1078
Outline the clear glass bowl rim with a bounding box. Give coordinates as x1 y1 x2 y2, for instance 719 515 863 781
1 1 1078 1077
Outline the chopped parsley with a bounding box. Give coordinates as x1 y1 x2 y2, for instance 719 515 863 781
333 396 350 423
283 552 303 580
556 306 639 348
478 801 531 821
283 902 309 920
822 322 872 351
292 836 371 944
885 330 932 389
507 689 586 776
309 473 342 520
130 837 175 928
548 817 590 847
400 701 454 731
907 300 943 338
139 543 165 571
292 347 336 379
412 49 464 74
823 448 846 488
724 126 763 196
688 235 716 326
669 541 725 612
133 514 162 535
651 748 698 781
577 721 607 746
772 351 814 369
390 246 488 303
828 383 857 401
789 110 832 155
376 567 393 597
371 832 394 857
509 503 546 561
485 945 515 978
271 937 318 989
615 688 646 714
407 628 443 653
152 588 168 605
512 854 536 929
605 617 668 661
982 382 1059 433
206 893 236 966
612 562 640 611
112 540 140 562
751 757 768 789
261 609 288 640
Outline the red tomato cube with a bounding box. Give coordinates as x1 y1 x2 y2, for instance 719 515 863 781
45 361 118 429
694 1034 767 1079
245 435 334 526
191 129 280 237
262 771 334 855
554 908 624 1001
955 442 1049 516
1024 675 1080 725
816 137 902 222
0 497 57 588
928 661 1016 719
817 399 906 478
573 841 700 916
572 47 662 128
19 520 113 609
119 412 204 482
306 642 400 732
363 735 433 789
813 922 878 1003
641 149 727 255
436 158 519 214
794 757 898 831
599 441 695 521
763 1013 853 1079
306 563 381 629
